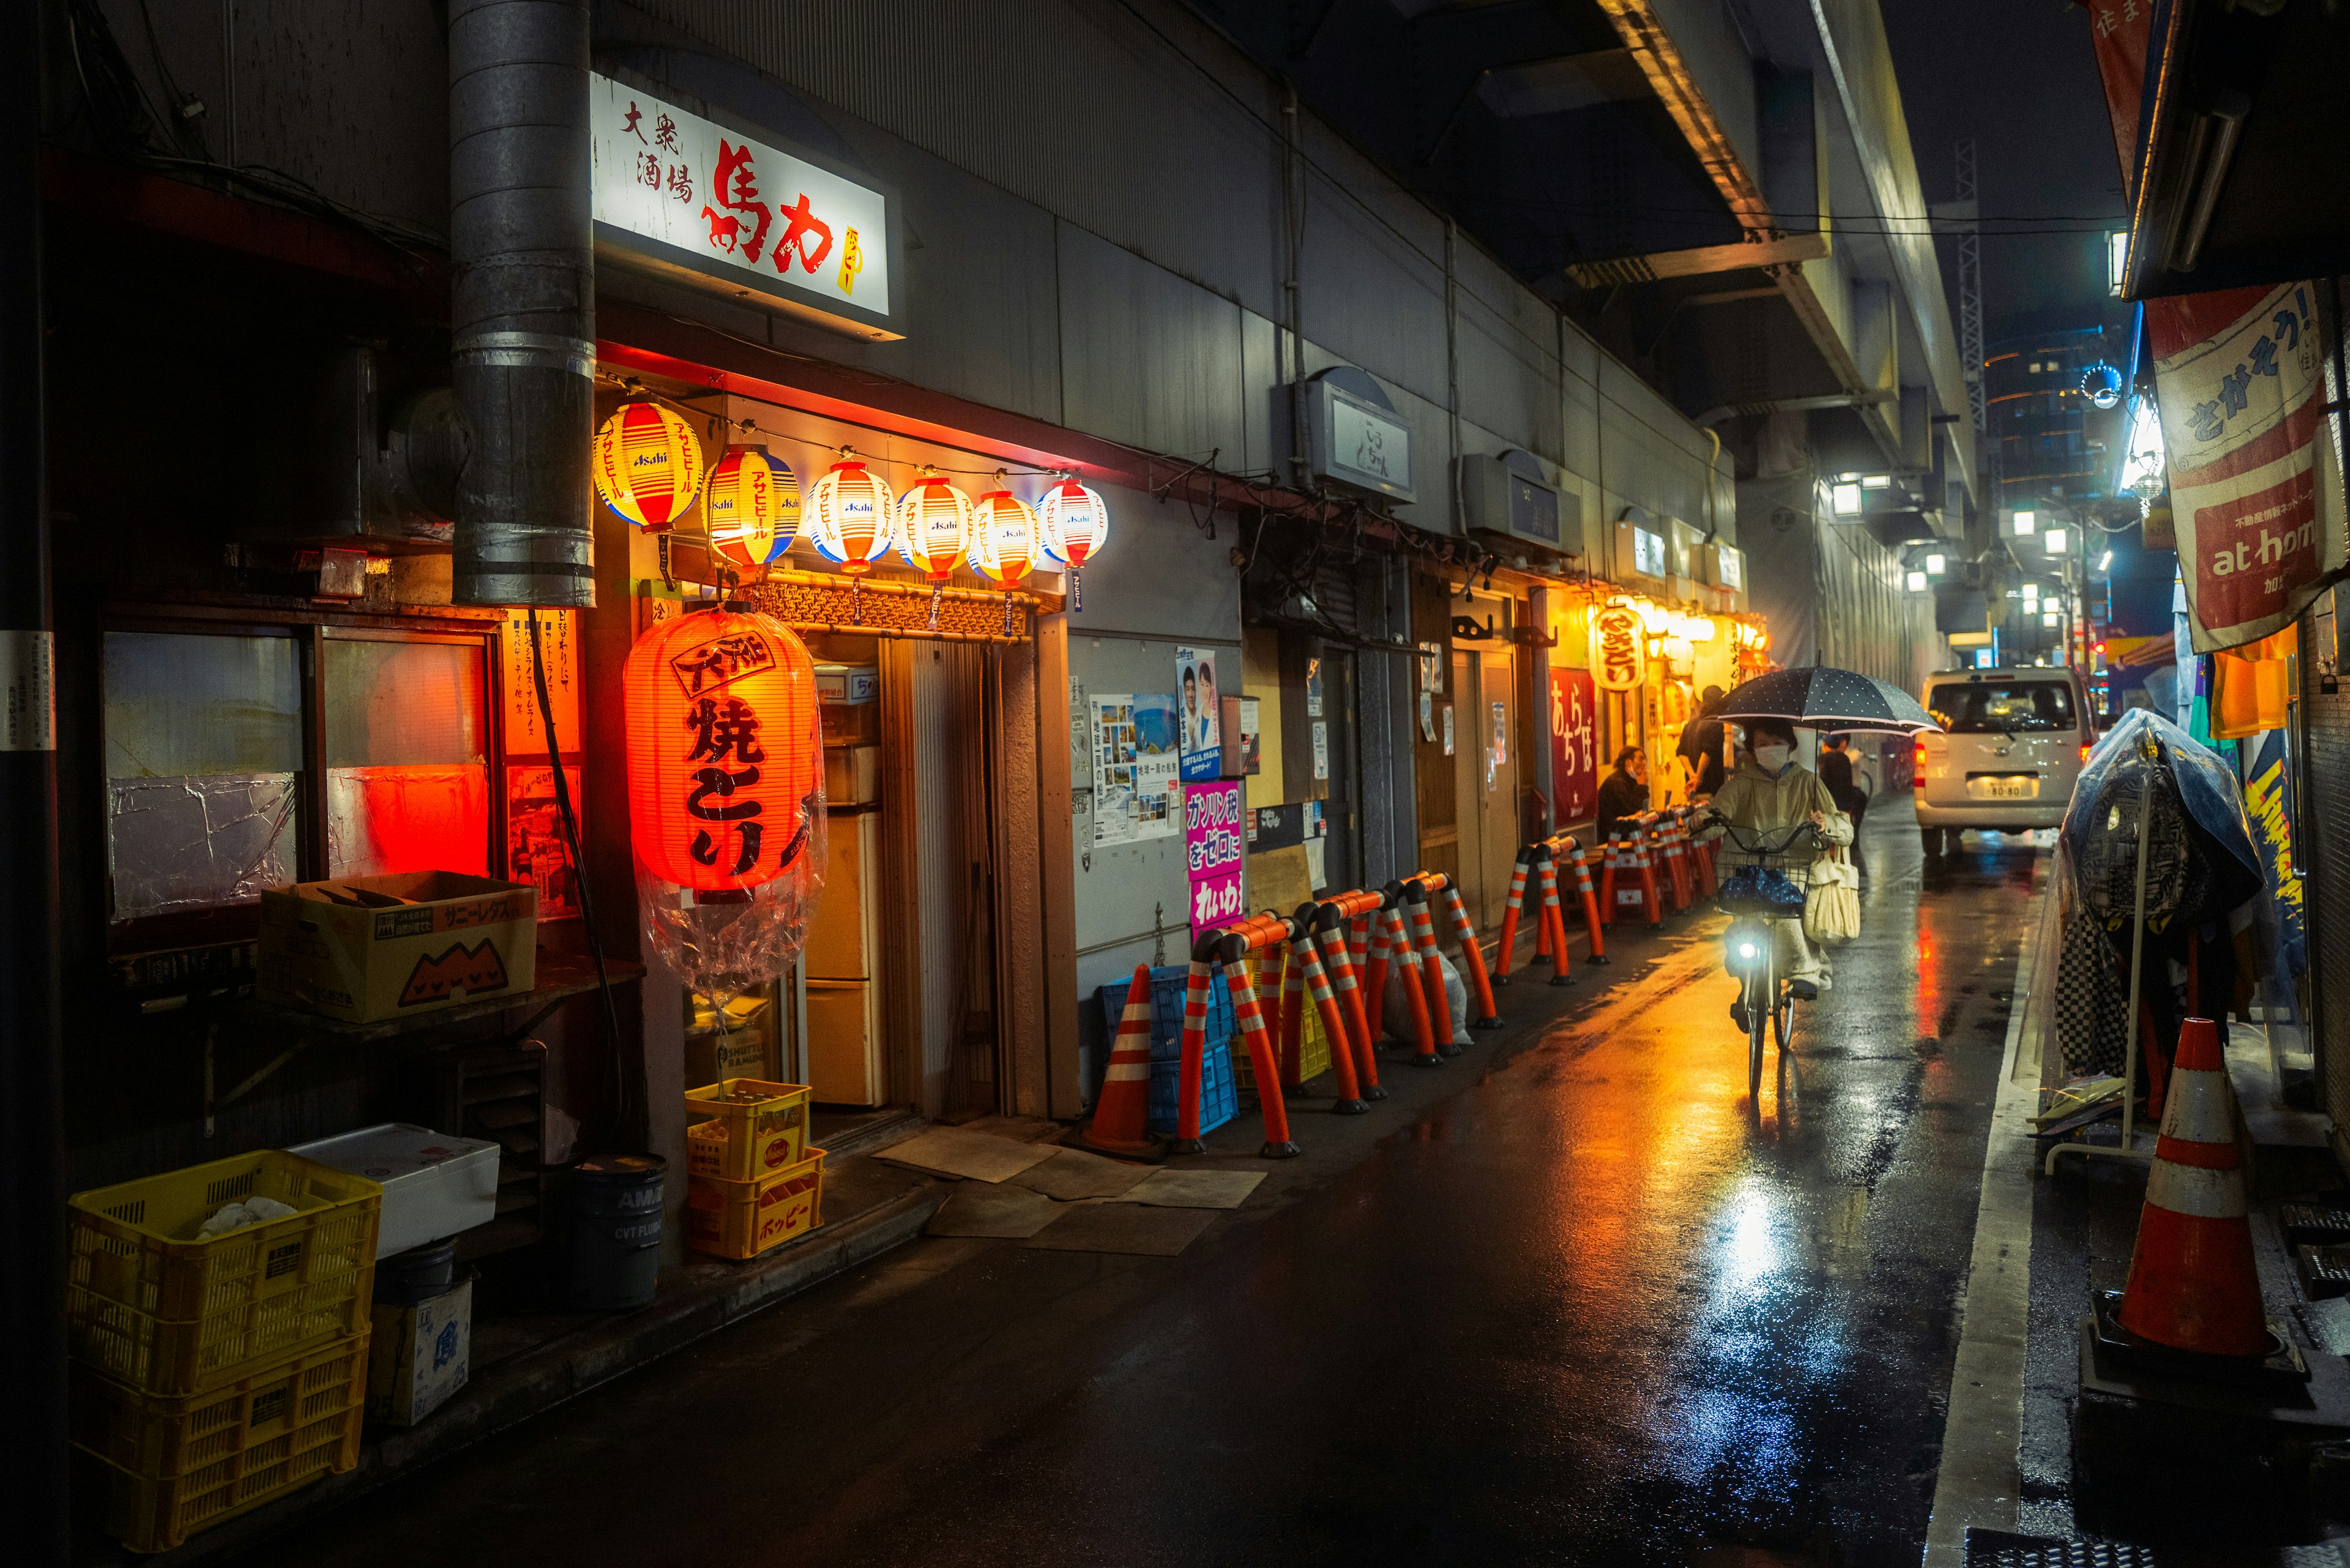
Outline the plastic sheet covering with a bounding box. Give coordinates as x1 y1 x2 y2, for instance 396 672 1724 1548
327 765 490 879
107 772 297 920
2042 709 2267 1077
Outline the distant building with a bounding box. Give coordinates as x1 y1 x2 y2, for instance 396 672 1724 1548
1986 325 2130 513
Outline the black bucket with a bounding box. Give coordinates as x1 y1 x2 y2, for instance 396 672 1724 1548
374 1238 457 1306
566 1154 666 1311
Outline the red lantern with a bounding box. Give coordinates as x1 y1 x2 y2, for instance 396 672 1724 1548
707 447 800 570
594 403 706 532
967 484 1039 591
805 457 895 575
625 607 823 892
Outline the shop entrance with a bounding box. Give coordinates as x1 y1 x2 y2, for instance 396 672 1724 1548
1449 646 1522 928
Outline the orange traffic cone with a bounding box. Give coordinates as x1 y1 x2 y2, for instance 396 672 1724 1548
1076 965 1158 1157
2115 1016 2267 1356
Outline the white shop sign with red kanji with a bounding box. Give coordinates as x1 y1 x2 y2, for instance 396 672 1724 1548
591 74 900 340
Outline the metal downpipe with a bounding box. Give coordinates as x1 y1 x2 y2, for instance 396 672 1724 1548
449 0 597 607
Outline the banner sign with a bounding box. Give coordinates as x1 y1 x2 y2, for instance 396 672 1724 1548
1548 667 1598 824
2151 283 2346 652
2083 0 2156 198
591 74 900 338
1184 781 1246 935
2243 729 2307 977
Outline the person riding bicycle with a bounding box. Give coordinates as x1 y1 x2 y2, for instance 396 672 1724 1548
1693 717 1852 1028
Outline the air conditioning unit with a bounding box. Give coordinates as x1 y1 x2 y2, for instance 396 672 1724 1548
1704 542 1746 592
1461 450 1582 558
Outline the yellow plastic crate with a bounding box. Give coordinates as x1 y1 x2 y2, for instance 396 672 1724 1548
1229 954 1333 1091
682 1079 811 1182
71 1331 368 1553
683 1146 826 1261
68 1151 381 1395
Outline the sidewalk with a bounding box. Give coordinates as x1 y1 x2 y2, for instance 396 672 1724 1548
83 887 1663 1566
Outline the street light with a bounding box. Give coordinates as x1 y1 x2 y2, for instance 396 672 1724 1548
1906 570 1928 592
1832 482 1863 516
2012 509 2037 537
2043 526 2068 554
1925 553 1947 575
2098 550 2113 571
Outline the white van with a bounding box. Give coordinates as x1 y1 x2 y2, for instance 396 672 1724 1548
1913 666 2097 856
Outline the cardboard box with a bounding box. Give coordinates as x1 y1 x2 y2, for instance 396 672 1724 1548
367 1279 471 1427
258 872 537 1023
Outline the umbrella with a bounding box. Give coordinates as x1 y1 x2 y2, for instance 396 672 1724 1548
1714 666 1942 734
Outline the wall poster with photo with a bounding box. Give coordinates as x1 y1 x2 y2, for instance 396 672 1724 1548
1090 692 1181 845
1174 647 1222 782
507 764 584 920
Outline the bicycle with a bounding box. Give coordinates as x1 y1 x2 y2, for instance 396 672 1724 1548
1707 818 1822 1102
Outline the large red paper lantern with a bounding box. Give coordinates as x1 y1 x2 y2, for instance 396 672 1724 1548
893 472 974 580
805 457 895 574
706 447 800 570
594 403 706 532
966 485 1039 591
625 606 822 892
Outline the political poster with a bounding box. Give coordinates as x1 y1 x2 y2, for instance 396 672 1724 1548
1184 780 1245 935
1176 648 1223 782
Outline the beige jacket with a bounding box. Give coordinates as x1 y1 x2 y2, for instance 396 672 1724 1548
1695 760 1853 867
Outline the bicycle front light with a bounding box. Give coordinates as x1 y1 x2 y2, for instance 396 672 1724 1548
1735 941 1759 962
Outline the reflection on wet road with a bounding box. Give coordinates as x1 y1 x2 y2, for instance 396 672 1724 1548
241 820 2042 1568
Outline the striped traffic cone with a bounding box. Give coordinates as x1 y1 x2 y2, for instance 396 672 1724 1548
2115 1017 2269 1356
1077 965 1159 1157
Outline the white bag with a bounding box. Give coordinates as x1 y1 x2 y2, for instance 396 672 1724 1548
1803 849 1861 944
1381 946 1472 1047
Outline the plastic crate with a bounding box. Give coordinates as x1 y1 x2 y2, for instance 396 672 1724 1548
682 1146 826 1261
1095 964 1233 1064
1229 952 1333 1090
682 1079 811 1181
1146 1037 1237 1135
68 1152 382 1396
70 1331 368 1553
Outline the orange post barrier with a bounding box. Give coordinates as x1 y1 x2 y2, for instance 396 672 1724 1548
1295 926 1368 1113
1636 820 1665 925
1382 901 1441 1067
1363 898 1395 1034
1684 809 1718 898
1658 813 1693 912
1534 851 1575 987
1277 925 1307 1088
1221 938 1300 1159
1318 896 1387 1102
2115 1017 2266 1354
1493 848 1531 985
1078 963 1159 1157
1404 881 1461 1057
1171 952 1217 1154
1562 837 1608 963
1439 879 1504 1028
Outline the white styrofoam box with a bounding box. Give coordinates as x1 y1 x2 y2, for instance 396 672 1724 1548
289 1122 501 1259
367 1279 471 1427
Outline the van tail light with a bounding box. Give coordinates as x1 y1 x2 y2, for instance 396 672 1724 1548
2080 741 2092 763
1913 739 1927 788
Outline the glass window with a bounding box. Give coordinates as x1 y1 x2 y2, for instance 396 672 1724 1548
105 631 301 922
323 638 490 878
1927 681 2078 734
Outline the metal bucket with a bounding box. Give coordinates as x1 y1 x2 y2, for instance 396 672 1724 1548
373 1237 457 1306
565 1154 666 1311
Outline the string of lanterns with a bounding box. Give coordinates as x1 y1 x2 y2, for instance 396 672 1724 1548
591 403 1109 630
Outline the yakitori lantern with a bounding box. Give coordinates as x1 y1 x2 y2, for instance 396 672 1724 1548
966 483 1039 591
625 605 827 1003
594 403 706 532
1035 476 1110 610
805 456 895 575
893 471 974 580
706 447 800 572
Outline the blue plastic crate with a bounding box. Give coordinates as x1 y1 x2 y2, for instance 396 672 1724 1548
1097 965 1237 1135
1095 965 1233 1063
1147 1036 1236 1135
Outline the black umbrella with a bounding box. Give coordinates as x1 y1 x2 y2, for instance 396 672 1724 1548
1714 666 1942 734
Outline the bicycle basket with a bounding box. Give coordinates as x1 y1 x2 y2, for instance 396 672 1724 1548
1717 865 1807 916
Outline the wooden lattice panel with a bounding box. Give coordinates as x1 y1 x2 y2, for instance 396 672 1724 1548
744 573 1043 643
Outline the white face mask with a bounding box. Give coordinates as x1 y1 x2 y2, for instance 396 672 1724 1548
1752 744 1792 773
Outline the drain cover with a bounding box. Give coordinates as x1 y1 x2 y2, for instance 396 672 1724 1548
1963 1529 2160 1566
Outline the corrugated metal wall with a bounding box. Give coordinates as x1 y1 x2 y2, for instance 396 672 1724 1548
2301 603 2350 1144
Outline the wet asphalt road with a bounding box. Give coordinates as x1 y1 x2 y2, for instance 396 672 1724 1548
241 812 2043 1568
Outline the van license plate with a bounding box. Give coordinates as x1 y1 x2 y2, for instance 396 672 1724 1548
1969 775 2040 801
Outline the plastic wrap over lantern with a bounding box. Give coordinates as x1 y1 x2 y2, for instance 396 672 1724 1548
805 457 895 575
1036 476 1109 611
707 447 800 571
594 403 706 532
625 605 827 1004
966 484 1039 590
